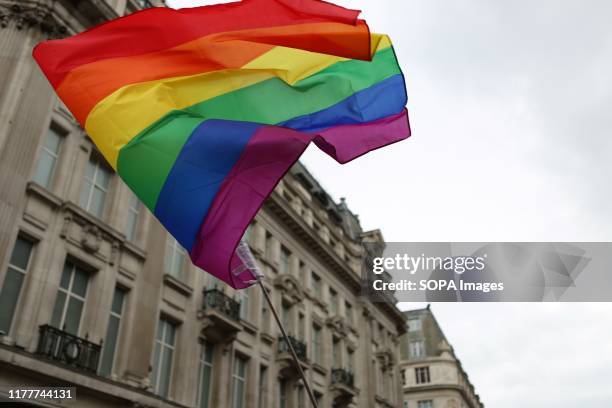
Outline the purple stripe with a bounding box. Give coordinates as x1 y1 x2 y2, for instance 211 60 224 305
313 109 410 164
189 109 410 289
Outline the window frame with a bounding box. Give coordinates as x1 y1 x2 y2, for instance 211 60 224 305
415 366 431 384
279 246 291 274
150 317 177 398
408 317 422 332
165 236 187 281
196 341 215 408
311 324 322 365
231 354 248 408
32 122 66 189
0 236 35 335
125 191 141 242
409 340 426 358
79 152 113 218
99 286 128 377
50 260 90 336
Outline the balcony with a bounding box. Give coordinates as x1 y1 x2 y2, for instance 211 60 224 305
331 368 354 388
330 368 358 407
278 335 307 360
199 289 242 344
276 335 309 378
35 325 101 374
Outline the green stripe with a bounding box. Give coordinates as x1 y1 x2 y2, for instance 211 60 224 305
117 114 202 211
117 47 401 210
187 47 400 124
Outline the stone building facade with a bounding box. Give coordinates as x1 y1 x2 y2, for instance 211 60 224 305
0 1 406 407
399 307 483 408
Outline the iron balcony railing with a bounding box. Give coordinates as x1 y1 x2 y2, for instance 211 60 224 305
277 335 308 361
35 324 102 374
331 368 355 388
203 288 241 321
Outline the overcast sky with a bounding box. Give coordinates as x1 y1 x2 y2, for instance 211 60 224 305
167 1 612 406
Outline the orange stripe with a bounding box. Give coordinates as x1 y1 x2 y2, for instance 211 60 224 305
57 21 370 125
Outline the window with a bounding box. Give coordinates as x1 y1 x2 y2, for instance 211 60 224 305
165 237 186 280
418 401 433 408
332 338 341 367
279 378 288 408
415 367 430 384
261 293 269 332
33 124 64 188
265 232 274 259
329 288 338 315
408 317 422 332
258 365 268 408
311 272 321 298
281 303 291 331
298 313 305 341
99 287 127 376
312 324 322 365
297 386 305 408
79 153 112 218
125 191 141 242
231 356 247 408
150 318 176 397
279 246 291 274
239 288 250 321
345 301 353 325
409 340 425 358
50 260 89 336
197 342 214 408
347 348 355 372
314 392 323 407
0 237 34 334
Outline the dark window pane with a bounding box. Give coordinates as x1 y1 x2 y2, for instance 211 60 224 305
111 288 126 315
72 268 89 298
59 263 72 289
0 268 26 333
50 291 66 329
63 297 84 335
99 315 121 376
9 239 33 270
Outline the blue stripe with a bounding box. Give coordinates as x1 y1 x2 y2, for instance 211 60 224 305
153 75 406 251
154 120 261 251
280 74 407 132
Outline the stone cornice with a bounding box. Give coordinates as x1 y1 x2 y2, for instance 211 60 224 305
0 1 68 39
402 383 484 408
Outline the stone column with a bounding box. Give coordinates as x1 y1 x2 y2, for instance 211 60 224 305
123 219 167 386
0 20 56 291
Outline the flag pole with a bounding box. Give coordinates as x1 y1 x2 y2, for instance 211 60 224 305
257 280 319 408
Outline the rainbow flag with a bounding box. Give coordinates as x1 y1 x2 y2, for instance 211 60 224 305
33 0 410 289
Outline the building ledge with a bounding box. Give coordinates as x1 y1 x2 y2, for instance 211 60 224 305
403 383 484 408
0 342 188 408
163 274 193 297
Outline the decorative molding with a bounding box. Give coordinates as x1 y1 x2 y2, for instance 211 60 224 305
163 274 193 297
80 224 102 254
326 315 349 339
375 348 396 371
0 2 68 39
273 273 305 306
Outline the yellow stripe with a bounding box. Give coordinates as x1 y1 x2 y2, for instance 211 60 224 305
85 35 391 168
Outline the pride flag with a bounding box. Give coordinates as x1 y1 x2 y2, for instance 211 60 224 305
33 0 410 289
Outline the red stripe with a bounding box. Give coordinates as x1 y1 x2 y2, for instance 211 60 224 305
33 0 366 88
